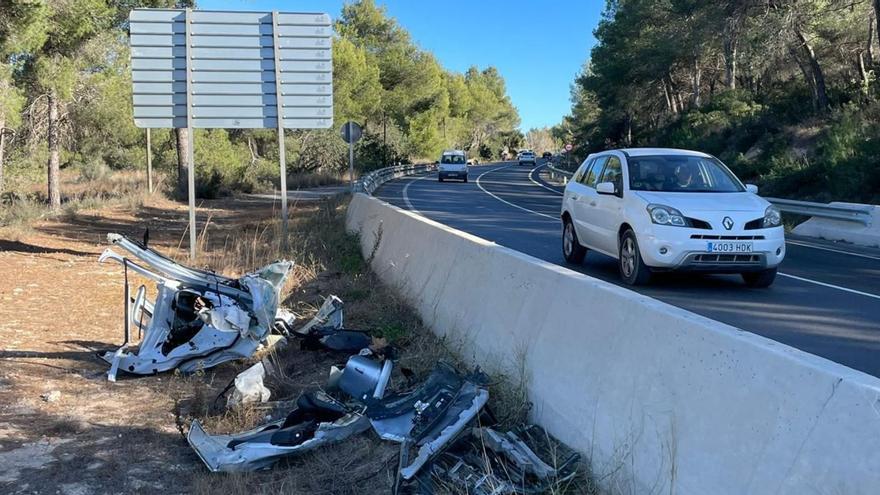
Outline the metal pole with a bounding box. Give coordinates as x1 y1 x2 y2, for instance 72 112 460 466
272 11 289 251
185 8 196 260
348 121 354 192
146 128 153 194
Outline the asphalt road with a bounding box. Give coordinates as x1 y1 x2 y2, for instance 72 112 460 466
376 162 880 378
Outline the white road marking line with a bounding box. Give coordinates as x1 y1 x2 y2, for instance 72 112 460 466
476 166 559 220
779 273 880 300
785 239 880 261
528 164 565 196
402 173 431 215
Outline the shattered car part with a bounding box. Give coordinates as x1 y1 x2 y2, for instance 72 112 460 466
337 355 394 401
273 308 298 336
424 425 581 494
294 295 343 336
97 234 292 381
364 362 490 480
227 361 271 407
188 390 370 472
301 327 373 353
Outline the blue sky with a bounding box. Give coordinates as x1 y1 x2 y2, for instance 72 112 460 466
197 0 604 130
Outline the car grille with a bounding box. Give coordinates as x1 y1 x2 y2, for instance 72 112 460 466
691 254 763 264
690 235 765 240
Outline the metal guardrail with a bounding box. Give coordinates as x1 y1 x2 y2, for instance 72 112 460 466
356 163 437 195
764 198 873 226
540 163 873 226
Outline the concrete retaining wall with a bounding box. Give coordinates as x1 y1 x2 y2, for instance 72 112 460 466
793 202 880 248
346 193 880 494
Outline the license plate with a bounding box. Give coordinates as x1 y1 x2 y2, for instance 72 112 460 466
447 173 458 177
707 241 753 253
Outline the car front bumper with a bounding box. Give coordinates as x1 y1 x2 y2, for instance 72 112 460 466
639 226 786 272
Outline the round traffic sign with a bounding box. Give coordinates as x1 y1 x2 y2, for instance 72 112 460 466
565 143 573 151
340 121 363 144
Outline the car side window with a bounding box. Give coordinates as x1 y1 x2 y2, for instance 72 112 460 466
599 156 623 189
573 158 593 184
580 157 607 188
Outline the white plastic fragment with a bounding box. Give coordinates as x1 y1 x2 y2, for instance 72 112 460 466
227 362 271 407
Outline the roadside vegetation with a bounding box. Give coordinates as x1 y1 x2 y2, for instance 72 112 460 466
553 0 880 204
0 0 522 222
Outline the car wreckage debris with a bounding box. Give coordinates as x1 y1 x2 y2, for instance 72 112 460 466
420 425 581 494
188 389 371 472
97 233 292 381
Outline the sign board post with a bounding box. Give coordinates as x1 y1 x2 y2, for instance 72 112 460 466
565 143 573 170
271 11 289 251
340 121 362 192
146 128 152 193
129 8 334 259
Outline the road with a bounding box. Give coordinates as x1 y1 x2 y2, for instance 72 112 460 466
375 162 880 378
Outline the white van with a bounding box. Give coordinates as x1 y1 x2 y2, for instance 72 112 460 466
438 150 468 183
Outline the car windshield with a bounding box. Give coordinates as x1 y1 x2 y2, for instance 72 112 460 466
627 155 744 193
441 154 465 164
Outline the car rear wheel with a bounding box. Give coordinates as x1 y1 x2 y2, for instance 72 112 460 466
562 219 587 264
742 268 777 288
619 229 652 285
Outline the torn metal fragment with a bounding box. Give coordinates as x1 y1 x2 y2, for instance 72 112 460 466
363 362 489 481
337 355 393 402
295 295 343 336
188 390 370 472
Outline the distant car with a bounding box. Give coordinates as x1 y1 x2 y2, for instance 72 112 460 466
560 148 784 287
518 151 536 166
542 152 552 160
438 150 468 182
467 158 480 166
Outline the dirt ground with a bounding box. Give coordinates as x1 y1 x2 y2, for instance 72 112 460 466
0 196 324 494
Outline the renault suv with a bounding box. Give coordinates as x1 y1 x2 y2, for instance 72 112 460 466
560 148 784 287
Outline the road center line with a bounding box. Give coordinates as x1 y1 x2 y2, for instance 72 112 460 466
779 273 880 300
785 240 880 261
475 166 559 220
528 164 565 196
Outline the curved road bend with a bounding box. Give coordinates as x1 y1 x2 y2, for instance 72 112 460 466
375 162 880 378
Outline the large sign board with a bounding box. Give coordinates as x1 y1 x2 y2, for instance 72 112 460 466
130 9 333 129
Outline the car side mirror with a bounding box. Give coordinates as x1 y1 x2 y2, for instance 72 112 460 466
597 181 617 195
745 184 758 194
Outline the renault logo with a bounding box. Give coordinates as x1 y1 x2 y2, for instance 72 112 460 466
722 216 734 230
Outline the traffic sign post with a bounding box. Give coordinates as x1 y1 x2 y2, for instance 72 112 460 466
565 143 573 169
340 121 362 192
129 8 333 258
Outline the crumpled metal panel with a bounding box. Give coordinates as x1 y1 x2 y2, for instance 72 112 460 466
98 233 292 380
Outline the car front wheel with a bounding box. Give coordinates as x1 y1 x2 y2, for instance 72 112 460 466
619 229 652 285
742 268 777 288
562 218 587 264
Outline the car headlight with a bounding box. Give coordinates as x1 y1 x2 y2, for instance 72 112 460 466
763 205 782 228
647 204 688 227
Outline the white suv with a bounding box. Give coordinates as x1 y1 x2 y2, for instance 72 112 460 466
560 148 785 287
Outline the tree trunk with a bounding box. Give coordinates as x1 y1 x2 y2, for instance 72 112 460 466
0 120 6 194
47 92 61 209
175 127 189 196
874 0 880 54
723 32 737 90
795 29 829 111
692 56 702 107
662 79 674 115
869 15 876 65
859 51 870 94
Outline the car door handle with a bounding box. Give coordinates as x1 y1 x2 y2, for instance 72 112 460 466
571 194 579 201
589 201 597 206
